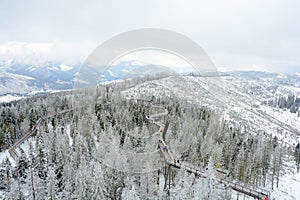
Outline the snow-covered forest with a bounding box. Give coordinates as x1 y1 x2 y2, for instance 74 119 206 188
0 74 300 199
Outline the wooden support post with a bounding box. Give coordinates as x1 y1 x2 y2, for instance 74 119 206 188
168 165 171 196
147 174 149 195
164 165 168 190
157 169 160 185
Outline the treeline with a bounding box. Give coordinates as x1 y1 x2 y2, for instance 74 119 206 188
264 94 300 116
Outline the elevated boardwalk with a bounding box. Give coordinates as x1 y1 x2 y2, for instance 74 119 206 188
148 105 270 200
8 109 72 160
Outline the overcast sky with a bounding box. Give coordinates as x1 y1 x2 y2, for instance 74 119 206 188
0 0 299 74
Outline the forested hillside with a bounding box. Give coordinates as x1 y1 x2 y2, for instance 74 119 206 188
0 75 299 199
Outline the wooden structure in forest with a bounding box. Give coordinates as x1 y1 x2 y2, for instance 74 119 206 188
148 105 270 200
8 109 72 159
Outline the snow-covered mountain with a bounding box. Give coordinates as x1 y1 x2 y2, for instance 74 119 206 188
0 71 300 199
0 61 81 97
124 74 300 142
102 61 175 82
122 74 300 199
0 60 176 97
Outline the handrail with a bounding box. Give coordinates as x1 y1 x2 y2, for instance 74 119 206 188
146 101 270 200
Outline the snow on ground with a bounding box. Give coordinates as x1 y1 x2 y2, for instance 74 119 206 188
277 85 300 97
0 150 16 167
60 64 73 71
272 159 300 200
220 75 300 146
107 69 116 77
66 124 73 146
257 104 300 145
0 94 24 103
0 136 36 167
28 89 64 95
0 75 299 199
0 89 67 103
122 75 300 199
276 171 300 200
0 121 65 168
15 137 35 156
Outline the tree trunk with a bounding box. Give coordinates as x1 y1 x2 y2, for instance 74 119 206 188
30 166 36 200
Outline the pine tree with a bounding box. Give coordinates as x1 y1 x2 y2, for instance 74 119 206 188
17 148 29 184
29 109 37 128
3 158 12 191
28 142 36 200
295 143 300 173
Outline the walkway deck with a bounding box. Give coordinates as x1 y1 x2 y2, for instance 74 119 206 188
149 105 270 200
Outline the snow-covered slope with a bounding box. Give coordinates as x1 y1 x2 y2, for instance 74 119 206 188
102 61 175 81
0 59 174 96
1 72 299 199
124 75 300 145
122 74 300 199
0 67 37 95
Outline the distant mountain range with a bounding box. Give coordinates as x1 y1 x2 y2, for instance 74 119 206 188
0 60 81 95
102 61 174 82
0 60 175 97
1 58 300 100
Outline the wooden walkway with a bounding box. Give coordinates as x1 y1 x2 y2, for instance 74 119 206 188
149 106 270 200
7 99 270 199
8 109 72 159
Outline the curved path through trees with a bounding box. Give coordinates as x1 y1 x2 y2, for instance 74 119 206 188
8 109 73 159
147 104 270 200
7 100 270 199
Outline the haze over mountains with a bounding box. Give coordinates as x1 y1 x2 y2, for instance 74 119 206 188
0 45 300 199
0 60 176 97
1 0 300 198
1 57 300 96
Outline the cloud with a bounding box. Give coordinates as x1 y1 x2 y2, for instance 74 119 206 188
0 41 96 65
0 0 299 73
112 50 195 73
